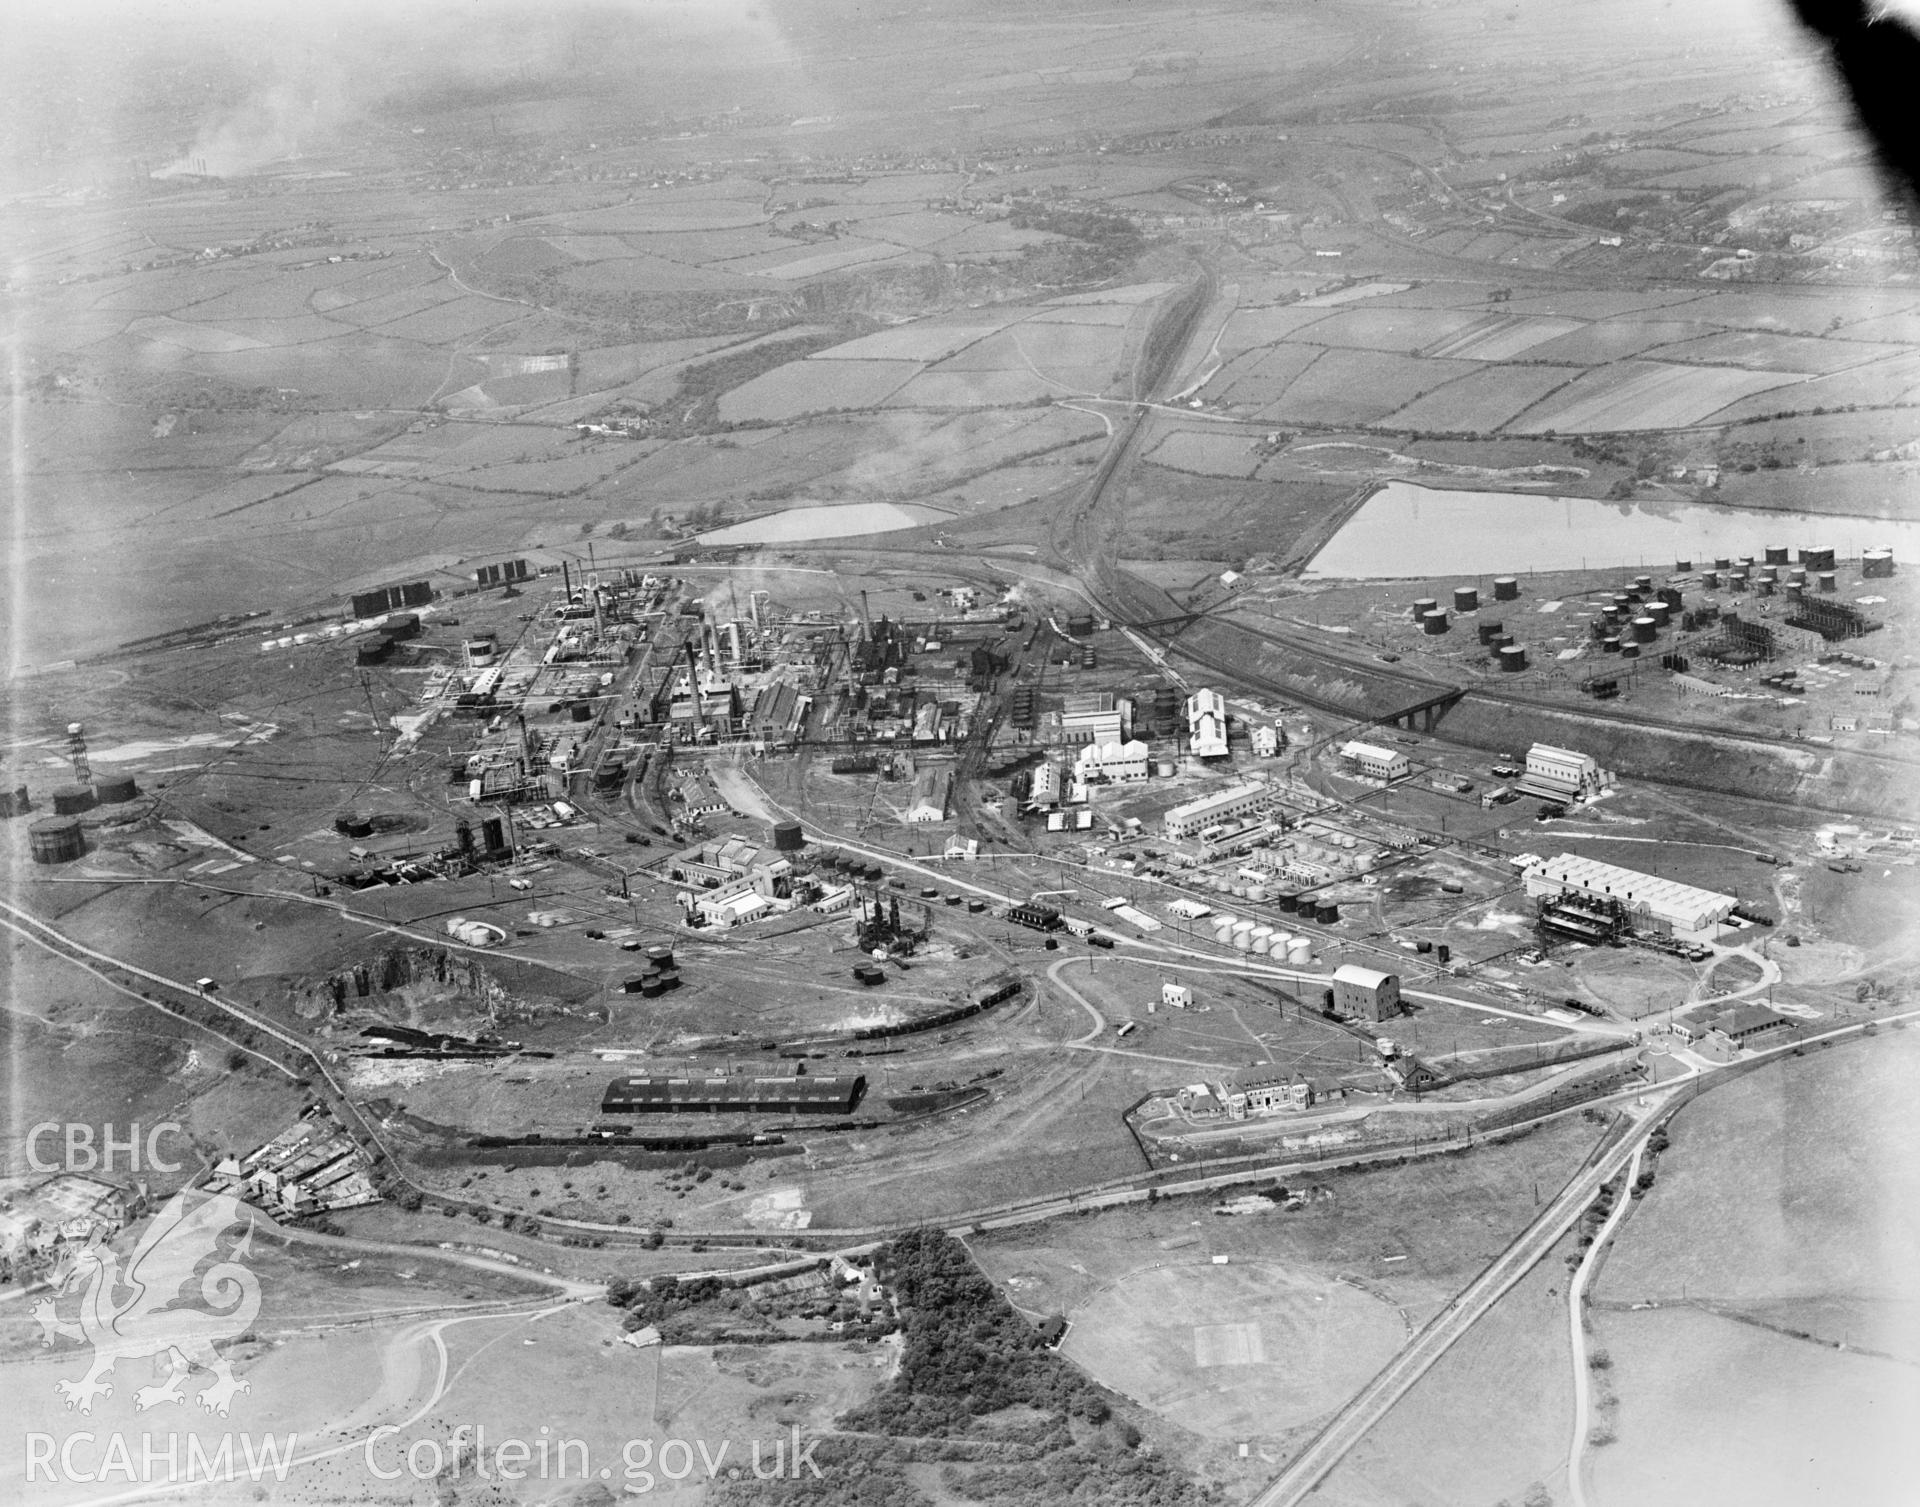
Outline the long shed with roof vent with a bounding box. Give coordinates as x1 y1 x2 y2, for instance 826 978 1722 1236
601 1074 865 1115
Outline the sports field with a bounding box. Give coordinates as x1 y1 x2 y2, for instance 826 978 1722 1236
1060 1260 1405 1438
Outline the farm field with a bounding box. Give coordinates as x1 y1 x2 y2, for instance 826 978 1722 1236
1595 1031 1920 1347
1588 1308 1914 1507
1579 1031 1920 1505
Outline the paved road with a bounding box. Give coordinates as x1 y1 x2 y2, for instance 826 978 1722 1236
1249 1091 1677 1507
1565 1141 1646 1507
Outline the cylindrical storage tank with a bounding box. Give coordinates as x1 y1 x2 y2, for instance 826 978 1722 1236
1246 884 1268 903
570 701 594 722
1621 645 1641 659
1715 557 1732 571
1491 633 1514 650
1493 576 1519 601
772 820 804 851
1758 566 1779 584
1756 579 1774 597
1634 574 1654 593
1786 583 1804 602
1250 925 1274 949
1453 585 1480 613
1817 571 1838 593
1863 548 1895 578
1728 572 1748 591
1601 636 1621 654
1276 892 1299 914
1788 569 1807 587
1288 939 1313 965
1612 592 1634 611
51 784 95 815
1231 884 1248 898
1739 555 1756 570
1810 547 1838 572
1268 935 1291 958
1316 903 1340 924
1764 546 1789 566
1498 645 1528 672
1156 760 1176 778
1646 601 1671 627
1411 597 1438 621
1213 922 1235 944
29 816 85 865
1675 559 1692 574
1421 609 1449 635
1342 834 1358 850
94 775 139 804
1477 620 1504 645
1702 571 1720 589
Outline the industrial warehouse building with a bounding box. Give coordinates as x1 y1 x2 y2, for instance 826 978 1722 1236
601 1074 866 1115
1517 743 1612 804
1338 740 1410 782
1186 688 1229 759
1523 854 1737 941
1074 739 1150 782
1060 691 1125 746
1164 781 1270 839
1330 964 1401 1022
906 768 951 822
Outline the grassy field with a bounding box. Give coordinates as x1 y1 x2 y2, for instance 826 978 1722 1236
1589 1306 1914 1507
1595 1029 1920 1348
1311 1231 1579 1507
1059 1259 1405 1439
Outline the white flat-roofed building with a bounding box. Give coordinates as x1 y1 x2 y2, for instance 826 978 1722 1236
1518 743 1612 803
1061 692 1125 747
1330 963 1400 1022
1338 740 1410 781
1186 688 1229 759
1524 852 1736 939
1164 781 1269 839
1074 739 1150 782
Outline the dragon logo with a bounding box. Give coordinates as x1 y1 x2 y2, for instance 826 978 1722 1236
33 1189 262 1417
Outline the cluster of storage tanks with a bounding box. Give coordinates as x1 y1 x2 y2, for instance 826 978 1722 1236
1211 915 1319 964
1411 578 1527 669
1684 547 1853 600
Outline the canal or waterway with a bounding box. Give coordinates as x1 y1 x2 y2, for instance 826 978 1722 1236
1304 480 1917 577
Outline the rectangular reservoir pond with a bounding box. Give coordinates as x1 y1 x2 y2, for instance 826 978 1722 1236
696 501 944 545
1305 480 1920 578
